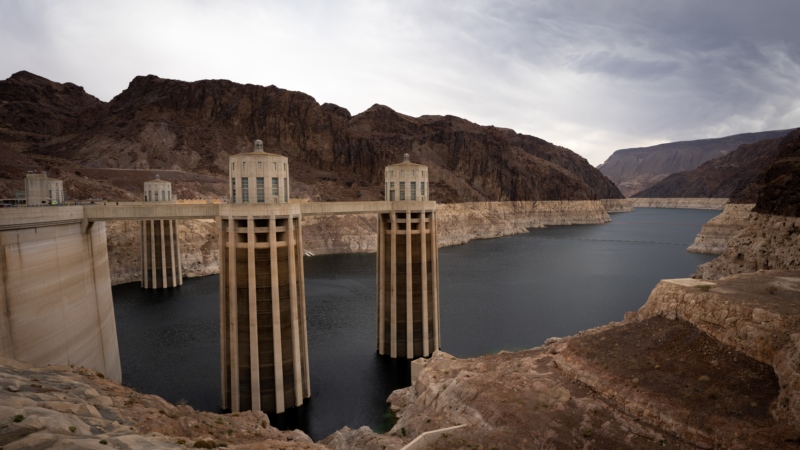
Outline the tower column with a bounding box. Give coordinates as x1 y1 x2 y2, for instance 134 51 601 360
219 204 309 414
140 175 182 289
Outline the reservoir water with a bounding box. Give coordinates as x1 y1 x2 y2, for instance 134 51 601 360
112 208 720 440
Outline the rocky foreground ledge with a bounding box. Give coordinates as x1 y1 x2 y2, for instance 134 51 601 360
0 358 324 449
329 270 800 449
4 271 798 449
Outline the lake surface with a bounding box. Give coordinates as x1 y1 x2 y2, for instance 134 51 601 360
112 207 719 440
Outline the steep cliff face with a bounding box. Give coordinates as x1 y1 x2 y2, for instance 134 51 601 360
687 204 754 254
0 72 623 204
752 128 800 217
633 134 787 199
691 129 800 279
693 213 800 279
332 271 800 449
598 129 793 197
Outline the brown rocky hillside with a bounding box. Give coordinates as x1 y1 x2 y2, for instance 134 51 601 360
631 132 789 199
598 129 793 197
0 71 622 203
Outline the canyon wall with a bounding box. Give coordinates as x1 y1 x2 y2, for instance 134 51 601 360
629 197 728 210
693 212 800 280
106 219 218 286
687 203 755 254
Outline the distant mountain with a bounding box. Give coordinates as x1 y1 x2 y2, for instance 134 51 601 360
598 130 794 197
0 71 622 203
631 134 787 199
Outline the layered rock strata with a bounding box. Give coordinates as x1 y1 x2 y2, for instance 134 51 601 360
687 203 754 254
630 198 729 210
0 357 325 449
694 212 800 280
106 220 218 286
636 274 800 430
331 271 800 449
600 198 634 213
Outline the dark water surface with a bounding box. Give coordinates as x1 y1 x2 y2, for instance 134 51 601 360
112 208 719 440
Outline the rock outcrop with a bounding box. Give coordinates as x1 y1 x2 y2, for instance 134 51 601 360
693 129 800 279
636 274 800 429
687 204 755 254
598 129 793 197
0 357 325 449
693 213 800 279
436 200 610 247
333 271 800 449
106 219 218 286
600 198 634 213
629 197 729 210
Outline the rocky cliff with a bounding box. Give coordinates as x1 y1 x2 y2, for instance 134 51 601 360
328 271 800 449
693 129 800 279
106 220 218 286
633 133 787 199
693 212 800 279
629 197 728 210
0 71 622 205
598 129 793 197
687 203 755 254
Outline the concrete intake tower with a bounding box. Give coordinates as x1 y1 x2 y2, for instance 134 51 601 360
141 175 182 289
219 140 310 414
378 154 441 359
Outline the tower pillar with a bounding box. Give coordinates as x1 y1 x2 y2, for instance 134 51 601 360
141 175 181 289
378 154 440 358
220 140 309 414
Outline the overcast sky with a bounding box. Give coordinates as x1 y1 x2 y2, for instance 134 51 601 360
2 0 799 165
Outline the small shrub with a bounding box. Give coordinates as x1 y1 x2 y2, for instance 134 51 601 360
697 284 712 292
96 372 105 379
581 428 592 438
99 440 108 445
13 415 24 422
193 439 217 448
69 426 77 433
767 286 778 295
159 409 166 415
215 418 223 424
401 427 407 436
177 439 186 445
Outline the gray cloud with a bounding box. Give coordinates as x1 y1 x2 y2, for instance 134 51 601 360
0 0 798 165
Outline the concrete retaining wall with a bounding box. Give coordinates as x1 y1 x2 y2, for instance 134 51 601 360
0 218 121 383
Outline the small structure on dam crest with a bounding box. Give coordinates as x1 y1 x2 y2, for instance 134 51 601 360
378 154 441 358
219 140 310 414
25 171 65 205
141 175 182 289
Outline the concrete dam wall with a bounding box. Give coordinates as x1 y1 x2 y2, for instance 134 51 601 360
0 207 121 383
